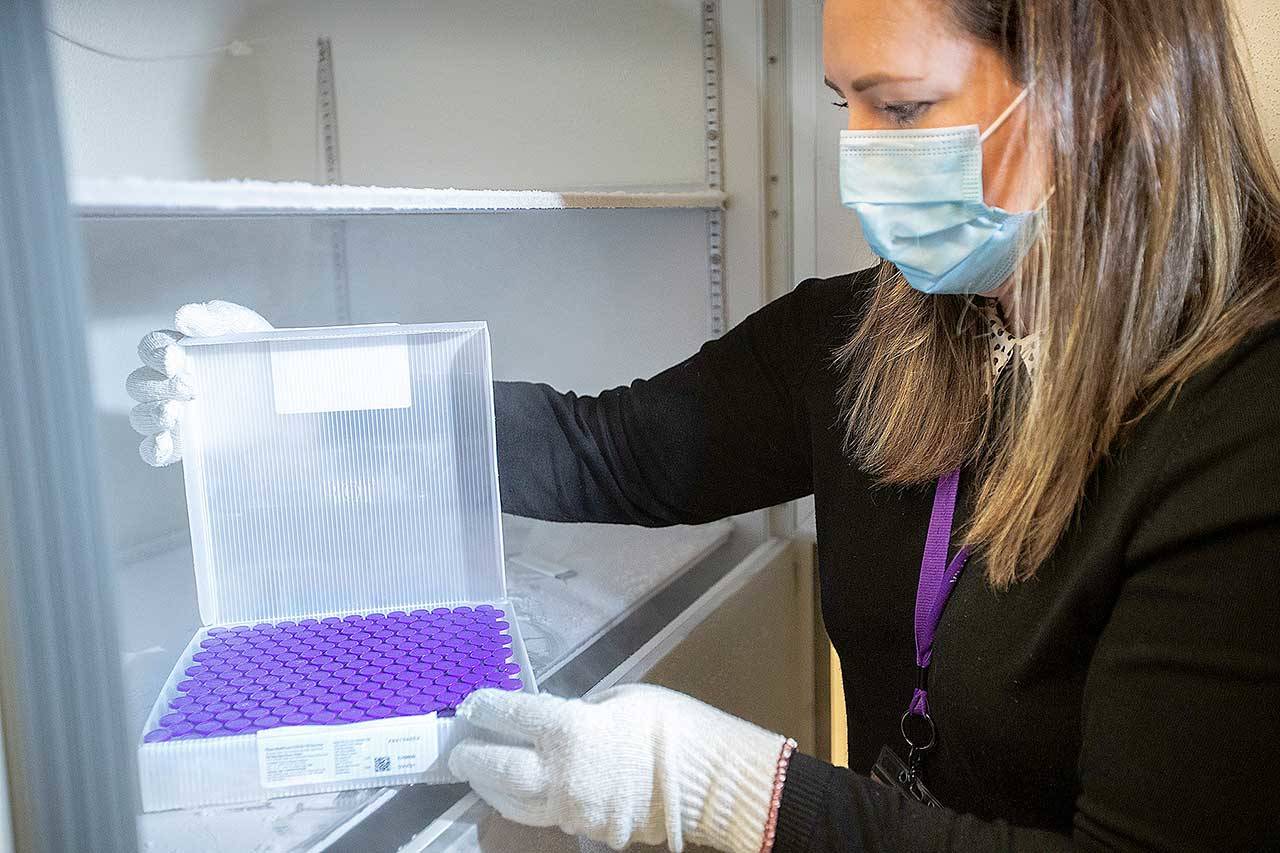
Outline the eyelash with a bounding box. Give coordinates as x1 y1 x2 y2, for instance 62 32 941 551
881 102 932 125
830 99 934 127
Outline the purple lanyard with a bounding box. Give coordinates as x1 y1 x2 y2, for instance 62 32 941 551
905 468 970 729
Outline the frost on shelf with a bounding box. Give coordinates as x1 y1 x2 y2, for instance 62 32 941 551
73 176 727 216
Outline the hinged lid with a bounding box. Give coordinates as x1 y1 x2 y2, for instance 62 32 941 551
179 322 505 625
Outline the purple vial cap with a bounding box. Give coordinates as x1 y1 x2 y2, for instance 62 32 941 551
186 711 214 724
159 713 184 726
169 721 195 735
168 695 195 709
338 709 365 723
309 710 338 724
215 710 241 722
281 712 308 725
224 718 251 732
194 721 220 734
143 729 172 743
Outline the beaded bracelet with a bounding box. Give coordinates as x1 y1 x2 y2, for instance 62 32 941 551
759 737 798 853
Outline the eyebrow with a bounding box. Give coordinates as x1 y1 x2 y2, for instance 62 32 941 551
824 73 924 95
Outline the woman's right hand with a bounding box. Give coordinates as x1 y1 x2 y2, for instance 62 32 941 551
126 300 273 466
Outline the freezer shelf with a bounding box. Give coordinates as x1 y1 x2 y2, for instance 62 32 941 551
74 178 727 219
128 516 734 852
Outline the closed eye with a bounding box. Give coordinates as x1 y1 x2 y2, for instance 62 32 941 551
880 102 933 126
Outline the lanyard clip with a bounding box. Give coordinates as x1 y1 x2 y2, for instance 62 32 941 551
901 666 937 771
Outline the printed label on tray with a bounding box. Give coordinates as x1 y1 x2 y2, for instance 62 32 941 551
269 335 411 415
257 716 439 788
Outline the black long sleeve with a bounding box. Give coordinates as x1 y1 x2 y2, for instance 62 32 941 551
492 268 1280 851
491 275 842 525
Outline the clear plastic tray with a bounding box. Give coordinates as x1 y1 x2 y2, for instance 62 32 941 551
138 322 537 812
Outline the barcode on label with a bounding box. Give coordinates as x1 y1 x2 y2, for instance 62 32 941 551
257 717 440 788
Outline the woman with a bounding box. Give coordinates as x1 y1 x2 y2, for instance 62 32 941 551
127 0 1280 849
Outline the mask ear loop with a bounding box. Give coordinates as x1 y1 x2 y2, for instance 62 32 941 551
979 83 1054 211
979 85 1032 142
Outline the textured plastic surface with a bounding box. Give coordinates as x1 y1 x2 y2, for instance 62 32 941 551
180 322 506 624
144 607 521 742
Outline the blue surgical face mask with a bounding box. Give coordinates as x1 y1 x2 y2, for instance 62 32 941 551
838 88 1040 295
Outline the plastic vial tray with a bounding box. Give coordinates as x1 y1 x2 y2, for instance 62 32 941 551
144 607 521 742
137 322 535 812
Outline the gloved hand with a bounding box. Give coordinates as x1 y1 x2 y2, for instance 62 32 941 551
448 684 792 853
126 301 272 466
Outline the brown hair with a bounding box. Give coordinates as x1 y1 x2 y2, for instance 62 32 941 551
837 0 1280 587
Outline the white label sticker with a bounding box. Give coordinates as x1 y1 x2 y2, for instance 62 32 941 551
269 336 412 415
257 716 439 789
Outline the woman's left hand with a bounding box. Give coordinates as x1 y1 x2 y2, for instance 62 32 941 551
448 684 791 853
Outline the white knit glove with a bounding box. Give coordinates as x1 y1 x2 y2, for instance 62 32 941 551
126 301 272 466
449 684 789 853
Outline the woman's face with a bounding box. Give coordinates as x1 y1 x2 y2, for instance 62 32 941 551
823 0 1043 214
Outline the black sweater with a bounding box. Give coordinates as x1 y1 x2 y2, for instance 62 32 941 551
492 267 1280 852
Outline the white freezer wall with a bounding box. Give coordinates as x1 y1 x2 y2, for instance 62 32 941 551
46 0 707 189
52 0 747 558
83 209 716 554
